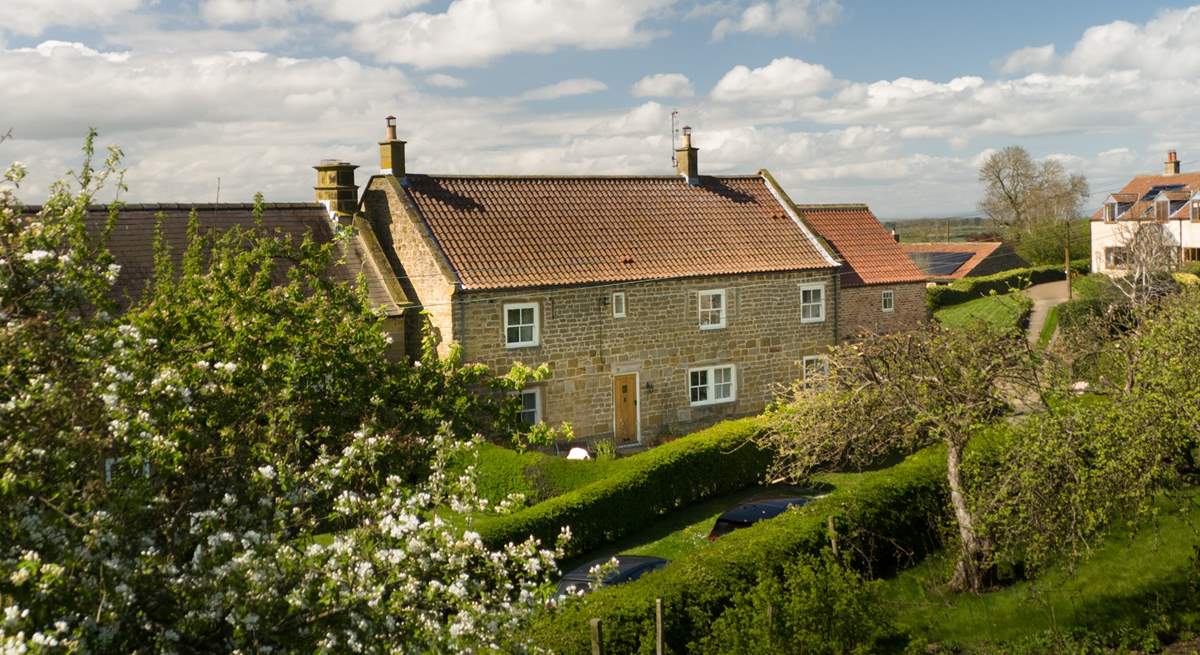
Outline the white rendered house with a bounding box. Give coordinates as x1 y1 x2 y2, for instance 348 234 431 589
1091 150 1200 274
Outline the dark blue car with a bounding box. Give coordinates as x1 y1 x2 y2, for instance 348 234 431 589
706 497 809 541
556 555 669 596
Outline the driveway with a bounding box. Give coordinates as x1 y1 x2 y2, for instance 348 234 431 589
1024 280 1071 345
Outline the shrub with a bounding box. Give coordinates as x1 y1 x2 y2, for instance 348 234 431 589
927 260 1089 311
691 550 894 654
476 417 770 560
529 448 948 654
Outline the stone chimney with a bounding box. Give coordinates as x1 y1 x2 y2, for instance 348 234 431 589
313 160 359 219
675 125 699 185
380 115 406 177
1165 149 1181 176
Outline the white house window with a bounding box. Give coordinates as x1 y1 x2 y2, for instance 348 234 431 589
1105 247 1129 269
881 289 895 312
688 365 736 406
1192 201 1200 222
518 387 542 426
698 290 726 330
504 302 539 347
800 283 825 323
612 292 626 318
1105 203 1117 222
802 355 829 382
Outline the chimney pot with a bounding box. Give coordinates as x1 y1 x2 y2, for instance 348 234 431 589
1166 149 1181 176
675 126 699 185
380 116 406 177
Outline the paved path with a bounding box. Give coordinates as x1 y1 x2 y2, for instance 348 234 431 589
1024 280 1070 345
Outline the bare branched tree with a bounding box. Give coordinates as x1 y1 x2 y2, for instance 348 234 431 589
1110 220 1178 306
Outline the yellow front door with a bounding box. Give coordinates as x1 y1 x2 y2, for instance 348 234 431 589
613 373 638 444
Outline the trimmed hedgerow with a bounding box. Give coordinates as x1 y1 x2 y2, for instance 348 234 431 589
927 260 1089 311
476 417 771 560
529 448 949 654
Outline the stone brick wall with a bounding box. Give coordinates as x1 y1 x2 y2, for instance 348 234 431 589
837 282 928 341
455 270 837 442
361 176 459 357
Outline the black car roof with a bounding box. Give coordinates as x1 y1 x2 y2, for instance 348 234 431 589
560 555 668 582
716 497 808 524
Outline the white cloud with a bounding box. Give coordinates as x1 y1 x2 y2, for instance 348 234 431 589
348 0 673 68
995 44 1056 75
200 0 293 25
711 57 834 100
1061 6 1200 78
519 78 608 101
712 0 840 40
425 73 467 89
631 73 694 97
2 0 147 36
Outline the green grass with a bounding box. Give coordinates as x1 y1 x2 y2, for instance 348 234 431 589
935 291 1032 331
471 442 620 505
881 489 1200 651
1036 304 1060 348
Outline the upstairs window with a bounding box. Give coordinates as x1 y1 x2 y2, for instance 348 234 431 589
800 283 825 323
504 302 539 348
1192 201 1200 222
881 289 895 312
698 290 726 330
612 292 626 318
1105 203 1118 222
689 365 736 406
518 388 542 426
1157 199 1170 221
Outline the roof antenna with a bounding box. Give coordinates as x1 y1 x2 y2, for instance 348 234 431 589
215 177 221 203
670 110 679 168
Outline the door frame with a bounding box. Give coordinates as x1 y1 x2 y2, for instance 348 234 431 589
611 371 641 445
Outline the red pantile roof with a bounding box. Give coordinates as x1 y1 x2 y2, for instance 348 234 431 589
1092 172 1200 220
901 242 1005 281
397 174 837 290
23 203 405 314
794 204 926 287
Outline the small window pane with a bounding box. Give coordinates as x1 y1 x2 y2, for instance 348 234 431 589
690 370 708 403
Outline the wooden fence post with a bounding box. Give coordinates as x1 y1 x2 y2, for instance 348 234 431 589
590 617 603 655
655 597 664 655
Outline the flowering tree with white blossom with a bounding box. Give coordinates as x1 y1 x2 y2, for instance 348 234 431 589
0 133 566 653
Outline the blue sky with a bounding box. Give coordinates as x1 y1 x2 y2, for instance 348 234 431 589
3 1 1199 217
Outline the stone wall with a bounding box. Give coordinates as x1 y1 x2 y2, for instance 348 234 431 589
455 270 837 442
837 282 928 341
361 176 459 357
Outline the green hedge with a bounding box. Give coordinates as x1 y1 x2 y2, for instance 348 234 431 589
529 448 949 654
467 443 620 506
927 260 1089 311
477 417 771 559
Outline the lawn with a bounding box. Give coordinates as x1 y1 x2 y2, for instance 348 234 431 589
881 489 1200 651
1036 304 1060 348
935 291 1032 331
470 442 621 505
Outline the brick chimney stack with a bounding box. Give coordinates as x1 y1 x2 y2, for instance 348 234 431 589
380 115 406 177
675 126 699 185
1165 149 1181 176
313 159 359 220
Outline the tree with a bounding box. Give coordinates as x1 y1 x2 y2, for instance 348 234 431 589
759 322 1046 592
978 146 1089 276
0 134 566 652
1108 220 1179 306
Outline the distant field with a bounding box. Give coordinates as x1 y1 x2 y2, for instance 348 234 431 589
889 216 996 243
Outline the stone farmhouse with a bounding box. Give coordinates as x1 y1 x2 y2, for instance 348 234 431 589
313 119 928 444
1092 150 1200 274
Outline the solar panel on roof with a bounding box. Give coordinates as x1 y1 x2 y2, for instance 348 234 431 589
907 251 974 276
1143 184 1186 201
